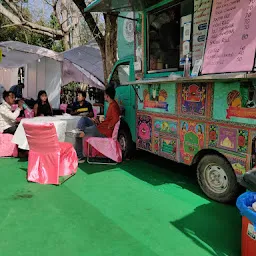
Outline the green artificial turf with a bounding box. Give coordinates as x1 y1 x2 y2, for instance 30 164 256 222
0 152 241 256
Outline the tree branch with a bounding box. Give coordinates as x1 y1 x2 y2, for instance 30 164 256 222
4 0 23 20
0 2 21 25
51 0 62 26
0 1 64 39
72 0 105 49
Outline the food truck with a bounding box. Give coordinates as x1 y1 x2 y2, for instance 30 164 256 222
84 0 256 203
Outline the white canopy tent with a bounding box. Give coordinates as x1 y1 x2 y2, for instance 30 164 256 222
0 41 105 108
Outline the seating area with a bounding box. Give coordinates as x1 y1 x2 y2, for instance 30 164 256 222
0 100 122 185
23 123 78 185
0 111 81 184
83 119 122 164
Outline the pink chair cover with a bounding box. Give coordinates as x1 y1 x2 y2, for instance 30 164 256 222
60 104 68 113
93 108 98 118
83 120 122 163
23 122 78 184
24 109 34 118
0 133 18 157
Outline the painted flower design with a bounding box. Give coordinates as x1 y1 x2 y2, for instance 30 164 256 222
238 135 245 147
139 123 150 140
209 130 217 141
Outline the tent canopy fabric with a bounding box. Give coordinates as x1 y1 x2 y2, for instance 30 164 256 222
62 59 104 89
0 41 105 90
0 41 62 68
63 41 105 89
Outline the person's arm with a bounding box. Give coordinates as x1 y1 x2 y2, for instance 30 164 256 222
87 103 94 118
33 103 38 116
70 103 77 115
1 104 22 121
70 110 77 115
107 105 120 129
98 104 120 129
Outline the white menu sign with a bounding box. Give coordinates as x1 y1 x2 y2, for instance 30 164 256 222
202 0 256 74
192 0 213 66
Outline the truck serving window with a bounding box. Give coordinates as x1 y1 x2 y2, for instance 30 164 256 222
147 0 192 73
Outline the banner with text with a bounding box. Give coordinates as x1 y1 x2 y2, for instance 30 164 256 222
202 0 256 74
192 0 213 66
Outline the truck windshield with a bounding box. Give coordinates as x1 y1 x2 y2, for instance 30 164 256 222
110 63 130 87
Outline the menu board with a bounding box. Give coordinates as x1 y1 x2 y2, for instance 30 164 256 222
202 0 256 74
192 0 213 66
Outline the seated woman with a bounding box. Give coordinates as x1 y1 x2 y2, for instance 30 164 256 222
33 90 53 117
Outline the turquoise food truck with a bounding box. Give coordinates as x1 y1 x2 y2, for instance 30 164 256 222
84 0 256 203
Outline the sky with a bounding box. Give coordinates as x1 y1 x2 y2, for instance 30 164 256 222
27 0 52 21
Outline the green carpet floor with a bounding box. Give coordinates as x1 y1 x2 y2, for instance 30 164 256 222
0 152 241 256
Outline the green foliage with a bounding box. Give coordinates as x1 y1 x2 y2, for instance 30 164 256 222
0 9 63 51
51 40 65 52
49 14 60 30
63 82 80 90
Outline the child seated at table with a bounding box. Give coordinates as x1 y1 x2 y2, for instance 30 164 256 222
34 90 53 117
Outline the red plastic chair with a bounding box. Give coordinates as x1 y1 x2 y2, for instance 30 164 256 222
0 133 18 157
83 120 122 164
60 104 68 113
23 122 78 184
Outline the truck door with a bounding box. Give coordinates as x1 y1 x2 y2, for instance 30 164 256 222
108 60 136 141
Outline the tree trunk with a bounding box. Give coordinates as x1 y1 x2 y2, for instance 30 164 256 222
103 13 117 85
61 0 70 50
63 33 70 50
72 0 117 87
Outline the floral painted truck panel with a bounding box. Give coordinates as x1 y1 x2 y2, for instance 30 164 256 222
180 121 205 165
136 81 256 175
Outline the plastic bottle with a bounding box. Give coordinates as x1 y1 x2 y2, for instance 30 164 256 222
23 103 32 112
184 54 190 78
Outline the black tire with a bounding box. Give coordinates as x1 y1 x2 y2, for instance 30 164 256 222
197 154 241 203
118 128 134 159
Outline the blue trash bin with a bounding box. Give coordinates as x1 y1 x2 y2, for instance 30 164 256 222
236 192 256 255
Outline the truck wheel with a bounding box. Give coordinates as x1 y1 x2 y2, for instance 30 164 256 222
197 154 240 203
118 128 134 159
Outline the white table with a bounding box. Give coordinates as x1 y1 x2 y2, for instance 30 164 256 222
55 115 81 145
54 115 81 132
12 115 81 150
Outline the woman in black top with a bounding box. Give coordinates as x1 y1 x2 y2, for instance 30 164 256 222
33 90 53 116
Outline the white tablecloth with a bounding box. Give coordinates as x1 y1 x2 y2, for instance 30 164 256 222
12 115 81 150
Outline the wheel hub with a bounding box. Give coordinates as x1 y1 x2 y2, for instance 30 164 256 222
119 135 126 152
204 164 228 194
